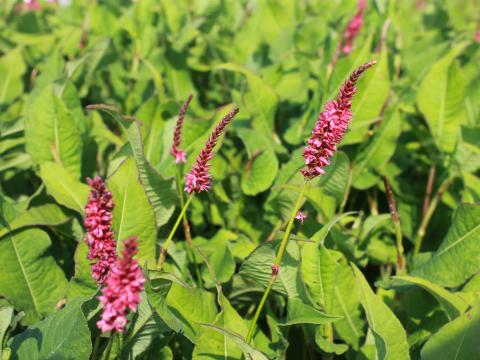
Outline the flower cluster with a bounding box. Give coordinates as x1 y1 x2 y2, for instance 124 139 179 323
171 94 193 164
302 61 376 179
340 0 366 54
84 177 117 284
295 211 307 224
97 237 145 333
185 107 239 193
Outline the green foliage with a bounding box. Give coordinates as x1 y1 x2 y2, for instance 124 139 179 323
0 0 479 358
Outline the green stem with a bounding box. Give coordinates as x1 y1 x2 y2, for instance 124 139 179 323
157 193 194 270
245 182 307 344
91 336 101 360
103 334 114 360
414 176 453 255
175 168 203 287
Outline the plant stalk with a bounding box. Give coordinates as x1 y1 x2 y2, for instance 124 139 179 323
104 333 114 360
157 193 194 270
414 176 453 255
245 182 307 344
175 167 203 287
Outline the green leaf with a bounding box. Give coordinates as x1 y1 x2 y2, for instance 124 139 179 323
24 84 83 177
198 324 269 360
330 259 365 350
344 46 390 145
413 203 480 288
65 241 98 300
193 295 248 360
352 264 410 360
0 203 69 238
315 331 348 355
0 228 68 324
0 303 14 355
108 158 157 265
39 162 90 213
239 241 305 298
165 284 217 342
318 152 350 203
241 149 279 195
352 108 402 190
421 305 480 360
417 42 469 153
216 63 278 134
0 48 26 105
381 275 468 321
92 106 177 227
281 298 340 326
301 244 338 311
9 299 92 360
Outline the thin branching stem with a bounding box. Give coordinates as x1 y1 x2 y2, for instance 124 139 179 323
245 182 307 344
157 193 194 270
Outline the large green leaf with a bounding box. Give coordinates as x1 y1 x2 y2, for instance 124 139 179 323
417 43 468 153
0 48 26 105
165 284 217 343
344 46 390 144
39 162 90 213
0 228 68 324
24 84 83 177
0 203 69 238
282 298 340 325
352 108 402 189
91 106 177 227
198 324 269 360
330 259 366 350
239 241 305 298
352 265 410 359
381 275 468 321
193 295 248 360
421 305 480 360
413 203 480 287
108 158 157 265
9 299 91 360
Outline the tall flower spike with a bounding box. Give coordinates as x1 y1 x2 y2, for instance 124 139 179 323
185 107 239 193
341 0 366 54
302 61 376 179
171 94 193 164
84 176 117 284
97 237 145 334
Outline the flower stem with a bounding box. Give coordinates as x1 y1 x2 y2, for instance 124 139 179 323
175 167 203 287
91 336 101 360
157 193 194 270
245 182 307 344
414 176 453 255
104 333 114 360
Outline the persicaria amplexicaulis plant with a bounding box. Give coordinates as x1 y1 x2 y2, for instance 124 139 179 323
97 236 145 333
246 61 376 344
157 106 240 269
170 94 193 164
84 176 117 284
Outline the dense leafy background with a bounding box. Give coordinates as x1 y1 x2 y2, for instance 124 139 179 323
0 0 479 359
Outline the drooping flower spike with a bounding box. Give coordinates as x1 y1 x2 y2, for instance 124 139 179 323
185 107 239 193
84 176 118 284
302 61 376 179
97 237 145 334
340 0 366 54
171 94 193 164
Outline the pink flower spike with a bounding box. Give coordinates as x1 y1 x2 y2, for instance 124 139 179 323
185 107 239 194
302 61 376 179
84 176 117 284
97 237 145 334
476 31 480 43
295 211 307 224
341 0 366 55
170 94 193 164
23 0 41 10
